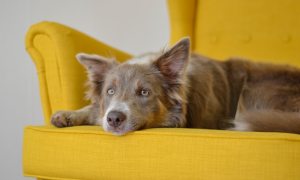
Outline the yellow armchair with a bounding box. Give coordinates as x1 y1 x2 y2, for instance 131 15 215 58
24 1 300 180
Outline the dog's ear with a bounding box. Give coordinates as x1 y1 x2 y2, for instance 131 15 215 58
77 53 118 101
76 53 117 82
154 38 190 83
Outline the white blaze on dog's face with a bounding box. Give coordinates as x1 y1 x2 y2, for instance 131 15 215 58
77 38 190 135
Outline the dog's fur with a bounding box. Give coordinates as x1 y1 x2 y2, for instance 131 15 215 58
51 38 300 135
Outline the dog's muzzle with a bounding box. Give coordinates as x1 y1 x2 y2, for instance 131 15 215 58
107 111 127 128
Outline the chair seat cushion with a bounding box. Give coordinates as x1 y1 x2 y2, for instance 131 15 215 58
23 126 300 180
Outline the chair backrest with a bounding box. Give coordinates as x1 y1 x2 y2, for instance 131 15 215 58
168 0 300 66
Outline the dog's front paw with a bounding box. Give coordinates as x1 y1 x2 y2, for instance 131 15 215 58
51 111 76 127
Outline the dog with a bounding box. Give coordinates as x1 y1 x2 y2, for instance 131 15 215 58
51 38 300 135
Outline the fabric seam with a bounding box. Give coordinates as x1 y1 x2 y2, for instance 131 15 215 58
25 126 300 142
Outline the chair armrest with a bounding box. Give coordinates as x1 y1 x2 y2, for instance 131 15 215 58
25 21 132 124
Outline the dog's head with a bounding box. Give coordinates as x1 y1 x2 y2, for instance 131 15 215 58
77 38 190 135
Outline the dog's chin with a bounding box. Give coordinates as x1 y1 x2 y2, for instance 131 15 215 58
104 125 135 136
106 128 129 136
110 130 130 136
102 119 145 136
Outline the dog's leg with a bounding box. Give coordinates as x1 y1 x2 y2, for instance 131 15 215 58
51 105 98 127
231 110 300 134
229 84 300 134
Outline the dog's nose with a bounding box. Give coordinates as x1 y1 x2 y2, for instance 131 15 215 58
107 111 126 127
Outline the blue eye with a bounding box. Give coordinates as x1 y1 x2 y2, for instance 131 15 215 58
107 88 115 95
140 89 150 96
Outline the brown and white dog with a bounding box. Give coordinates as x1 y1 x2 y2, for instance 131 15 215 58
51 38 300 135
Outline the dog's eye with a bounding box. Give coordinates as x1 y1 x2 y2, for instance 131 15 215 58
107 88 115 95
140 89 150 97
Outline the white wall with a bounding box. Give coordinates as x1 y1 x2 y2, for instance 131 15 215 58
0 0 169 179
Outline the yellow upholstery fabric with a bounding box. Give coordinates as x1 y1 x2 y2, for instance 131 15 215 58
24 126 300 180
25 22 132 124
168 0 300 66
24 1 300 179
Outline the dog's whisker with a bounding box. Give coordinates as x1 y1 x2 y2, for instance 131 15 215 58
145 72 161 76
